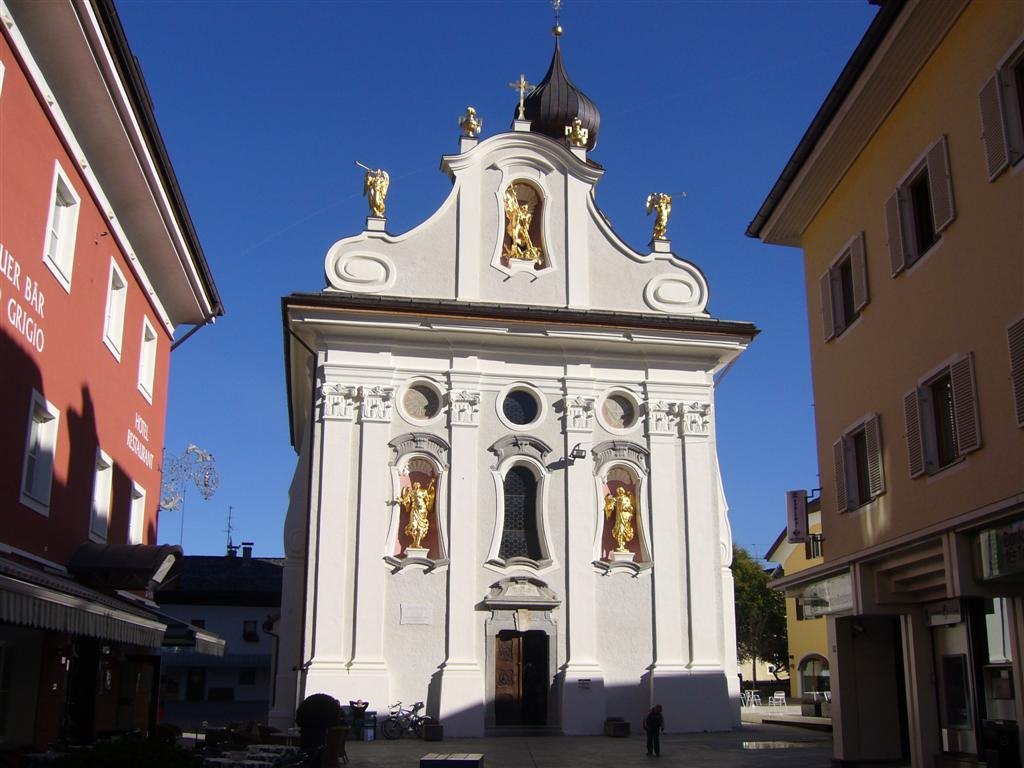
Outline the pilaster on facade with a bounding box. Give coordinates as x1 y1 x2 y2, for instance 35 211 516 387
440 374 485 735
344 376 395 706
307 377 358 677
560 380 606 733
681 400 721 667
642 395 690 670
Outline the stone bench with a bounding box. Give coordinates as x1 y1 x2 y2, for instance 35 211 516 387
420 753 484 767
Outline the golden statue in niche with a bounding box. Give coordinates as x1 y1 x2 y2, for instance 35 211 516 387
646 192 672 240
358 162 389 218
604 486 637 553
399 478 436 550
503 184 544 265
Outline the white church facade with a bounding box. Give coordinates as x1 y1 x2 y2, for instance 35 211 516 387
272 37 757 736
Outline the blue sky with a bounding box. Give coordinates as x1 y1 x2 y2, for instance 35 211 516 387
116 0 878 560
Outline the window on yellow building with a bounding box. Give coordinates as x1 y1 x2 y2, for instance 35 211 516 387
885 136 955 276
833 414 884 513
979 43 1024 180
820 232 868 341
1009 317 1024 428
904 354 981 478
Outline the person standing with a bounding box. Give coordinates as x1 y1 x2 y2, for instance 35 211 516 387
643 704 664 757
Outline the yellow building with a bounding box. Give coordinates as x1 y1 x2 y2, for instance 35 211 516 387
766 501 829 703
749 2 1024 767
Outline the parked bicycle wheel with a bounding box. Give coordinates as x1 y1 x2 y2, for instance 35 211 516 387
381 717 403 740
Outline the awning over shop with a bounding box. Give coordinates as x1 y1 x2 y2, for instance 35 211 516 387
161 651 269 668
150 609 226 657
68 542 182 591
0 557 166 647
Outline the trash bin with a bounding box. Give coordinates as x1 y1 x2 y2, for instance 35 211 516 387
362 711 377 742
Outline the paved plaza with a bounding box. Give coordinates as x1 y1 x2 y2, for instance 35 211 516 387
339 722 833 768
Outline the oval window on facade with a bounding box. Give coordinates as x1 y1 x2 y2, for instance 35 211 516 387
502 388 540 426
602 393 637 430
402 382 442 422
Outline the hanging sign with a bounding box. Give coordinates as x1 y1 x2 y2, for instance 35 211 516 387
786 489 808 543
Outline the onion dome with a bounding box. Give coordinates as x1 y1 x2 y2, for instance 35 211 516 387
518 39 600 151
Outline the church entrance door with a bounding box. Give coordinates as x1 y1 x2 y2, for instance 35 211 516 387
494 630 548 726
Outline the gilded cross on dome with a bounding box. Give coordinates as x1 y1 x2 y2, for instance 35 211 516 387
508 74 535 121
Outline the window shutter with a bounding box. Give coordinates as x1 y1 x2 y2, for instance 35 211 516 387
950 354 981 455
979 73 1010 180
820 271 835 341
885 191 906 276
833 438 848 513
927 136 956 233
1009 317 1024 428
865 414 885 498
904 389 925 478
850 232 869 311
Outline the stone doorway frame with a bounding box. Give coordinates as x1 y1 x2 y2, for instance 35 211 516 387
482 577 561 729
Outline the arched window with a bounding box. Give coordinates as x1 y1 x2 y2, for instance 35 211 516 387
798 654 830 695
499 466 541 560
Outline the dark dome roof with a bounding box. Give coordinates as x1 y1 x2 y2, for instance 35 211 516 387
518 40 600 151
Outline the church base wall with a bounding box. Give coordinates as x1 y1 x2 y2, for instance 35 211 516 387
650 666 737 733
437 662 486 737
560 667 606 735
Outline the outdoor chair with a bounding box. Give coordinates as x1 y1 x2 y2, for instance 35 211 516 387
768 692 786 707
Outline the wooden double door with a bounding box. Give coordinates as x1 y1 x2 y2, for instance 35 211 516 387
494 630 549 726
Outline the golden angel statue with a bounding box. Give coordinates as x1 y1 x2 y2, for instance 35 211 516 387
503 185 543 264
645 192 672 240
604 486 636 553
399 478 436 550
459 106 483 137
360 165 390 218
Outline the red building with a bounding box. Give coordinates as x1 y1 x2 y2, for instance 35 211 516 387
0 0 223 750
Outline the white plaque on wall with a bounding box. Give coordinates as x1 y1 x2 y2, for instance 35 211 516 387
400 603 433 625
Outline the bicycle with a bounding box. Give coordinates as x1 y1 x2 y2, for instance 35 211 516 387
380 700 433 739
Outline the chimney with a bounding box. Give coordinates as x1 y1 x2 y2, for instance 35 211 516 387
241 542 254 560
226 544 238 558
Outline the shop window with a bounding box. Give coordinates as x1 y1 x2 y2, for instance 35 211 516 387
42 163 81 292
21 390 60 515
904 354 981 477
798 655 830 696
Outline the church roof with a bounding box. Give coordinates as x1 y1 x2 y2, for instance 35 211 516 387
285 292 757 337
519 40 600 151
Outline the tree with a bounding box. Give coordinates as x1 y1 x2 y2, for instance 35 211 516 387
732 545 788 686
